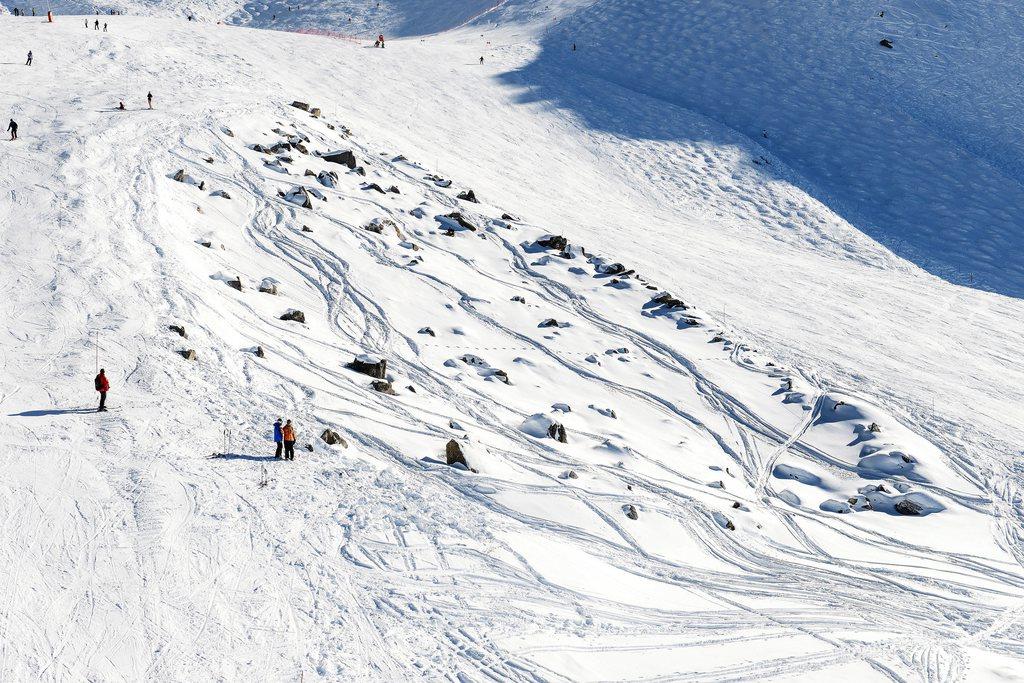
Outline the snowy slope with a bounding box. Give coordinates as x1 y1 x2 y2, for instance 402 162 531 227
0 6 1022 683
520 0 1024 298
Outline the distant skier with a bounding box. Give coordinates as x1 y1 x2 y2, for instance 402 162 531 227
85 18 89 28
376 33 385 48
94 19 99 29
94 368 110 412
572 42 576 51
282 419 296 460
103 22 108 32
7 119 17 140
147 91 153 109
479 56 484 64
25 51 32 66
273 418 284 458
118 100 126 110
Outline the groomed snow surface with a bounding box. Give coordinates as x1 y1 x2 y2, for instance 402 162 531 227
0 3 1022 681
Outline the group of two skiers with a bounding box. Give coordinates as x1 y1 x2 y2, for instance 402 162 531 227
273 419 298 460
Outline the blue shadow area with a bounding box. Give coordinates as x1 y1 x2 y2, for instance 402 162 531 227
497 0 1024 298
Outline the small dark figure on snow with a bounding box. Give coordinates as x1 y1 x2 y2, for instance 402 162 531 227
282 419 296 460
118 100 126 110
572 42 576 51
94 19 99 29
376 33 385 48
95 368 110 412
7 119 17 140
147 91 153 109
479 56 484 64
273 418 284 458
103 22 108 32
85 18 89 28
26 51 32 66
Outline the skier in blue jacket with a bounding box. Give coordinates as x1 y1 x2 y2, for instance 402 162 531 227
273 418 284 458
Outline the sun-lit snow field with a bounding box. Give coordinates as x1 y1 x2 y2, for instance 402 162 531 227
0 1 1022 680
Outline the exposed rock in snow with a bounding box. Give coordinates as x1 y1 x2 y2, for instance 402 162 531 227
320 429 347 446
180 349 197 361
347 354 387 379
436 212 477 232
371 380 397 395
317 170 338 188
624 504 639 520
321 149 356 168
535 235 568 251
894 499 923 515
259 278 278 295
227 276 243 291
418 326 435 337
520 413 567 443
168 324 187 338
456 189 478 203
445 439 468 468
279 309 306 323
290 100 309 111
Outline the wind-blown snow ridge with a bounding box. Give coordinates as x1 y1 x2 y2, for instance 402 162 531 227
0 11 1022 682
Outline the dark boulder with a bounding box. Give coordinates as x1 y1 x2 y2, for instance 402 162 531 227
536 235 568 251
321 149 356 169
291 101 310 111
280 310 306 323
879 38 893 48
255 345 266 358
371 380 397 395
362 182 386 194
894 499 922 515
440 212 477 232
445 439 468 467
547 422 568 443
168 324 187 339
347 355 387 379
180 349 198 361
652 293 688 309
456 189 478 203
228 276 243 291
321 429 347 446
624 504 639 520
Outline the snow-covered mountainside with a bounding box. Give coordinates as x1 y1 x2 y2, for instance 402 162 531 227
0 1 1022 680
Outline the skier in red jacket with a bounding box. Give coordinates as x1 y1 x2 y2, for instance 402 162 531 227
95 369 110 412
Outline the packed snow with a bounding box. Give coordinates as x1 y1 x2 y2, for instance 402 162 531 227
0 1 1022 680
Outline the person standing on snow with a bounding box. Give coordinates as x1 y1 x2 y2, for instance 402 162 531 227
103 22 108 32
282 419 296 460
377 33 385 48
7 119 18 140
147 91 153 109
94 19 99 29
273 418 284 458
25 51 32 66
94 368 110 412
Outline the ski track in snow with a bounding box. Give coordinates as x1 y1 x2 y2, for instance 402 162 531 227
0 10 1021 682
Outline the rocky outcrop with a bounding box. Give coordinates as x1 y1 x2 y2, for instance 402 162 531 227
321 149 357 169
371 380 397 395
347 354 387 379
168 324 187 338
445 439 469 468
321 429 347 446
280 310 306 323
